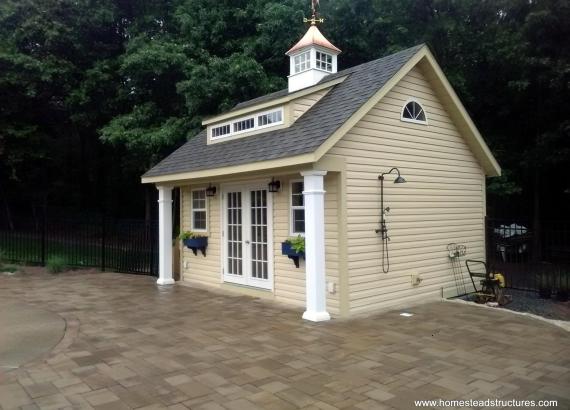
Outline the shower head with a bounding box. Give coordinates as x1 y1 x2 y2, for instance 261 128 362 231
379 167 406 183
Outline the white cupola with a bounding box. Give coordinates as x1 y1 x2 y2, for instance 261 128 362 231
286 23 341 93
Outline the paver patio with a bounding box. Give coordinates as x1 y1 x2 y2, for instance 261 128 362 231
0 271 568 409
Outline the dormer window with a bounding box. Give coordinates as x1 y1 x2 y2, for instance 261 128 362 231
233 117 254 133
210 107 284 140
401 100 427 124
316 51 333 72
294 51 310 73
258 110 282 126
212 124 230 138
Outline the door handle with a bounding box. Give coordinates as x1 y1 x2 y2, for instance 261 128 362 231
245 240 250 245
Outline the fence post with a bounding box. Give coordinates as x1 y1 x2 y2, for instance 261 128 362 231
149 221 155 276
101 215 106 272
41 212 46 266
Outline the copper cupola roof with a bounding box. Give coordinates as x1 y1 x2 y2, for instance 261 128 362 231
286 25 341 55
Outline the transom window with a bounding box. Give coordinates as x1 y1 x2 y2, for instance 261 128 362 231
290 181 305 235
233 117 254 133
258 110 282 126
294 51 310 74
316 51 333 72
212 124 230 138
210 108 284 140
401 100 427 124
191 189 207 231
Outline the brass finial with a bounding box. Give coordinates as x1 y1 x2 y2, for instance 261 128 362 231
303 0 324 25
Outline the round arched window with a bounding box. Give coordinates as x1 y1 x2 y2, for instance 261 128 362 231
401 100 427 124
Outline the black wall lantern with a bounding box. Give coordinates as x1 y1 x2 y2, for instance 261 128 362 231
205 183 217 197
268 178 281 193
375 167 406 273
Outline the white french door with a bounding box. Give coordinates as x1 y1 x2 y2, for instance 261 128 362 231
222 184 273 290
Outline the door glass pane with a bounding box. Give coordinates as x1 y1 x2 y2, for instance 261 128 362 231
227 192 242 276
250 189 268 280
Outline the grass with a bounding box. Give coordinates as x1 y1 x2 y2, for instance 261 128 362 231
46 255 68 274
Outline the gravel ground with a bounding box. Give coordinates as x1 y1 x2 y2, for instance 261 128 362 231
460 289 570 321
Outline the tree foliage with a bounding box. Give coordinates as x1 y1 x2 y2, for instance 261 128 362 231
0 0 568 218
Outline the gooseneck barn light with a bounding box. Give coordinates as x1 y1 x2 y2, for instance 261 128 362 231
375 168 406 273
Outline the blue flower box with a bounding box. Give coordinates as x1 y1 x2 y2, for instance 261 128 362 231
183 237 208 257
281 242 304 268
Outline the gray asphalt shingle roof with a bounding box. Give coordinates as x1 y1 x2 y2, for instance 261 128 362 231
143 45 423 179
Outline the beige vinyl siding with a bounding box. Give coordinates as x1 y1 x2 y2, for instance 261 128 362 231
180 186 221 287
328 65 485 315
272 175 305 307
291 89 330 122
180 172 340 316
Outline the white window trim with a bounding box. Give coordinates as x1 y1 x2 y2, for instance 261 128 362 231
233 117 255 134
315 51 333 73
210 107 284 140
293 51 311 74
401 98 428 125
289 179 305 236
211 121 232 138
191 188 208 232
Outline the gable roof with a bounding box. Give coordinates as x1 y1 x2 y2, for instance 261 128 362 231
143 44 424 181
143 44 501 183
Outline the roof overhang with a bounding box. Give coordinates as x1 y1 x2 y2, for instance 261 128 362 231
141 153 316 185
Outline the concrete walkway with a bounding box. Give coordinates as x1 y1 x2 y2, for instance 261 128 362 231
0 271 568 409
0 300 65 372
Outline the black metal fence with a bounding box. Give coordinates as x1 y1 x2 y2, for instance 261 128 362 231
0 215 158 276
486 218 570 293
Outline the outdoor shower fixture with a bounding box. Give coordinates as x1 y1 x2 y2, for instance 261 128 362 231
375 168 406 273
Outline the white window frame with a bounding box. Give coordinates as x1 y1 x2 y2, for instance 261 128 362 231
191 189 208 232
294 51 311 74
233 117 255 133
257 109 283 129
289 179 305 236
401 99 428 125
211 121 232 139
209 107 285 140
315 51 333 72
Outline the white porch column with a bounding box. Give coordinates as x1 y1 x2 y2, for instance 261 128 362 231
157 185 174 285
301 170 330 322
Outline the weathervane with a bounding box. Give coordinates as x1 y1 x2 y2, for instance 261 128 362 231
303 0 324 25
